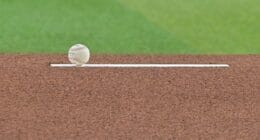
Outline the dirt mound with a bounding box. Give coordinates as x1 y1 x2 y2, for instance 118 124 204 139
0 55 259 140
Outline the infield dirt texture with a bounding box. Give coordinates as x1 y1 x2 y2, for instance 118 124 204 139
0 55 259 139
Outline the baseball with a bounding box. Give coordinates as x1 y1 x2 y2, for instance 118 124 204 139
68 44 90 66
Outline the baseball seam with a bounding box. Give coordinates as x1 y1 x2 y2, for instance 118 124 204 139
70 45 88 51
69 53 87 64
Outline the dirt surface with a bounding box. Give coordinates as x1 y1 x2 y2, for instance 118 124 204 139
0 55 259 140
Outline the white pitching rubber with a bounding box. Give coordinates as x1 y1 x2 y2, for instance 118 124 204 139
50 64 229 68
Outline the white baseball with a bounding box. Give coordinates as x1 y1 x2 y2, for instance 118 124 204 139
68 44 90 66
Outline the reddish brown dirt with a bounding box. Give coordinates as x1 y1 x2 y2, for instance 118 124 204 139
0 55 259 140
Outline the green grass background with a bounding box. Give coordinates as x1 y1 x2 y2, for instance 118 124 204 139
0 0 259 54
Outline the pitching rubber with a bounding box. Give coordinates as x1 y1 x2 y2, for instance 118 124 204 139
50 64 230 68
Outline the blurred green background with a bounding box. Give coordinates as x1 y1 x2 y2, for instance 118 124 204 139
0 0 259 54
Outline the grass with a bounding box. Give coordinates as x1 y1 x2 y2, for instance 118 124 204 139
0 0 259 54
